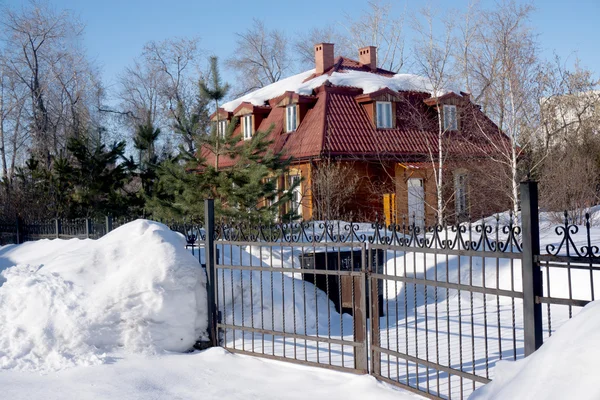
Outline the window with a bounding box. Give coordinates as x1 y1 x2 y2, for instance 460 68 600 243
217 120 228 138
288 175 302 216
455 173 468 218
242 115 253 140
376 101 393 128
286 105 297 132
443 104 458 131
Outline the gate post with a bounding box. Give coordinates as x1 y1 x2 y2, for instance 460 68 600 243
204 199 218 347
369 247 381 376
85 218 92 239
520 181 543 356
105 215 113 234
15 216 22 244
55 218 62 239
353 245 368 373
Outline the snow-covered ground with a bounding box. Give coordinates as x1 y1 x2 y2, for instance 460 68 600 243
211 214 600 398
0 220 420 399
0 347 423 400
1 214 598 399
470 300 600 400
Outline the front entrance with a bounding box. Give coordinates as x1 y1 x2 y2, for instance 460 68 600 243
407 178 425 228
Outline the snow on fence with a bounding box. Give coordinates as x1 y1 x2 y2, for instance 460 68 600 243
2 182 600 400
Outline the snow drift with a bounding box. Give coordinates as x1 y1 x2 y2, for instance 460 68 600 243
0 220 207 372
470 300 600 400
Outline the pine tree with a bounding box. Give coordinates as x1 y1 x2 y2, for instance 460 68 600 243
133 121 161 198
66 137 134 218
147 57 300 224
199 56 230 171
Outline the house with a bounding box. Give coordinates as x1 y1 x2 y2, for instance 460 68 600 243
205 43 512 225
540 90 600 147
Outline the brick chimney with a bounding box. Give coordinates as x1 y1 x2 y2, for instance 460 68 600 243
359 46 377 71
315 43 334 74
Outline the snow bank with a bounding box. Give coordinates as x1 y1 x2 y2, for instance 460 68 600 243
222 69 445 112
470 300 600 400
0 348 419 400
0 220 207 372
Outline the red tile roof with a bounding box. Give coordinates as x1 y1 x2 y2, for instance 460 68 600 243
203 56 510 168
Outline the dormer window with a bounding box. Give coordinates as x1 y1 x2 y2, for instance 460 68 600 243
443 104 458 131
217 120 228 138
286 105 298 132
242 115 253 140
376 101 393 128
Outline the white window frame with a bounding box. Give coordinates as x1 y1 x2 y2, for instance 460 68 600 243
455 173 468 217
217 120 228 138
242 115 253 140
286 105 297 132
376 101 393 129
443 104 458 131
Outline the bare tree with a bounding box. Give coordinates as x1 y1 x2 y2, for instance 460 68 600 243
536 59 600 219
227 19 292 95
1 0 89 165
0 62 28 185
312 158 360 221
118 59 164 128
294 27 353 69
142 37 204 152
411 6 456 223
462 0 539 218
342 0 406 72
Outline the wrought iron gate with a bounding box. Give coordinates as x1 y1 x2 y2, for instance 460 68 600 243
200 181 599 400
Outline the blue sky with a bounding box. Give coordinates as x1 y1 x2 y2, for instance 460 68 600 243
3 0 598 91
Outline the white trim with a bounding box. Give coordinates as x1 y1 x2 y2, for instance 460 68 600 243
242 115 253 140
217 120 228 138
286 105 297 132
376 101 393 128
443 104 458 131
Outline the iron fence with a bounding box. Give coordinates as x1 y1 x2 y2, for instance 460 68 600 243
0 182 597 399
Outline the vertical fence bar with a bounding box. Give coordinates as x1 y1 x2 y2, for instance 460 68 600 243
369 246 381 376
55 218 62 239
16 216 22 244
85 218 92 239
354 243 368 373
106 215 113 234
204 199 218 347
520 181 543 356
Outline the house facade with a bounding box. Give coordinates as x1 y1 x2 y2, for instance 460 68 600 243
206 43 512 225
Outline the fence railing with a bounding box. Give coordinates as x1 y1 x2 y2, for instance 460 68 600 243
1 182 597 399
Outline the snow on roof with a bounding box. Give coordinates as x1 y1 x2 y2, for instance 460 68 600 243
221 69 448 112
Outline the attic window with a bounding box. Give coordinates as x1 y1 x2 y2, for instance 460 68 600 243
443 105 458 131
376 101 393 128
286 105 298 132
217 120 227 138
242 115 253 140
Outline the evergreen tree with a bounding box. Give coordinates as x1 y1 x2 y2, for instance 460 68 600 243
146 56 300 224
66 137 134 218
199 56 230 171
133 121 161 198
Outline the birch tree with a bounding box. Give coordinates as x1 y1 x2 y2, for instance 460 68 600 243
463 0 538 218
412 6 456 224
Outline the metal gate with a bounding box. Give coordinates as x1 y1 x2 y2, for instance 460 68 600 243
209 221 369 374
201 181 598 400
